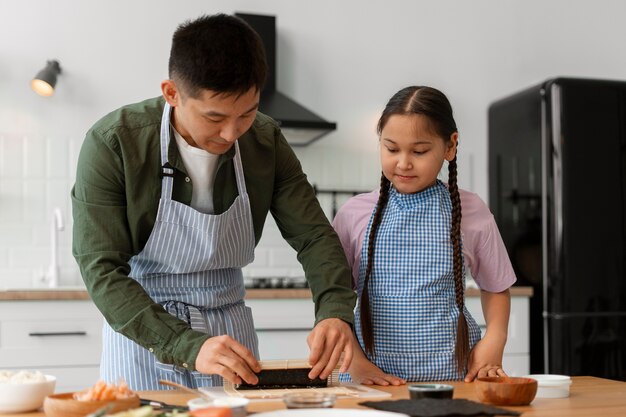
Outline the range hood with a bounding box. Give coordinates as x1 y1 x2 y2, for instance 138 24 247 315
236 12 337 146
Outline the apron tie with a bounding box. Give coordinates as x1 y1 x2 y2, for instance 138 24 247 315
160 300 210 335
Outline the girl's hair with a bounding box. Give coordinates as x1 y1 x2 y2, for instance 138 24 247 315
360 86 469 374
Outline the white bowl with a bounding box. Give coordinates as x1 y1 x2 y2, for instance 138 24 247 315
188 397 249 417
525 374 572 398
0 374 56 413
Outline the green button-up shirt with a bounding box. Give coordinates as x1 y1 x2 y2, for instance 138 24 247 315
71 96 356 370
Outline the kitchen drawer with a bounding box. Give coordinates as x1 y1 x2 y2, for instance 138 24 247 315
0 300 103 368
257 330 310 360
247 299 315 330
246 299 314 361
0 319 102 367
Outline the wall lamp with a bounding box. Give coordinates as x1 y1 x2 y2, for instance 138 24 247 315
31 60 62 97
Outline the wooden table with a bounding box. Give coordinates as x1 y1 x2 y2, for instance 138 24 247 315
7 376 626 416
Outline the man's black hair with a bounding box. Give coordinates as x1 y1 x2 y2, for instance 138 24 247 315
169 14 267 98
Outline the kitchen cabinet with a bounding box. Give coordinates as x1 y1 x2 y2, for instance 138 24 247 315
0 300 103 392
246 298 314 360
247 292 531 376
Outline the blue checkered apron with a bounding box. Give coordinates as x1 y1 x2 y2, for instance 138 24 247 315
100 103 258 390
353 181 481 381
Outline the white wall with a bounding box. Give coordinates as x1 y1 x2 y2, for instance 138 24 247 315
1 0 625 287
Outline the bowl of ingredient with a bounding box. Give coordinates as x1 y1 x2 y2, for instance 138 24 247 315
408 384 454 399
525 374 572 398
282 392 337 409
475 376 538 406
43 380 140 417
0 370 56 413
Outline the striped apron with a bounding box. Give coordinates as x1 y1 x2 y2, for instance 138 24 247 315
353 181 481 381
100 103 258 390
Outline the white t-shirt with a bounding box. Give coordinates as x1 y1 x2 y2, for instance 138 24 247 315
173 128 219 214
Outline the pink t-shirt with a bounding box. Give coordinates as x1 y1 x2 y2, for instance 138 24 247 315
332 188 516 293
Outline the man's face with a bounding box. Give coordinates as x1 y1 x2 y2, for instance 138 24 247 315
166 84 260 155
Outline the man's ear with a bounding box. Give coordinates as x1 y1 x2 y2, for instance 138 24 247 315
445 132 459 162
161 79 180 107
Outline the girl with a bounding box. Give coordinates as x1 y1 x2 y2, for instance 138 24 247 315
333 86 516 384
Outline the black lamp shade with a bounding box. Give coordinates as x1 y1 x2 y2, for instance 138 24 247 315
31 60 62 97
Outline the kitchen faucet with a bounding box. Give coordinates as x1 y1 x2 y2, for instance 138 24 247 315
44 207 64 288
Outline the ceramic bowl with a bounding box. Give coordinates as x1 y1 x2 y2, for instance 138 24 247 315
0 374 56 413
282 392 337 409
187 397 249 417
475 376 538 406
525 374 572 398
408 384 454 399
43 392 141 417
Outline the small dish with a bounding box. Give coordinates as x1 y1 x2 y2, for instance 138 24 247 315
474 376 538 406
408 384 454 399
525 374 572 398
282 392 337 409
188 396 249 417
43 392 140 417
0 373 56 413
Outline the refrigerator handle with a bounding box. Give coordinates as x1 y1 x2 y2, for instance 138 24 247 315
540 88 550 373
541 84 564 374
551 84 564 269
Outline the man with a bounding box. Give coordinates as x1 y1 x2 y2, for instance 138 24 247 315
72 13 356 390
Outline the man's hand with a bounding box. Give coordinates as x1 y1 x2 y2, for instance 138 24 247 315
307 318 353 379
195 335 261 385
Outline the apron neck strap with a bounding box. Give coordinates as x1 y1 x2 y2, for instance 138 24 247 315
160 103 175 199
232 141 246 194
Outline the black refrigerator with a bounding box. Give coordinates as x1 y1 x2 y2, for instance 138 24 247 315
488 77 626 380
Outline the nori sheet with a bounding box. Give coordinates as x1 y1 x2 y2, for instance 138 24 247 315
237 368 328 390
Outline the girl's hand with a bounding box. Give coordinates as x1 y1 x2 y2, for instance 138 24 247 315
466 289 511 382
349 353 406 386
464 334 507 382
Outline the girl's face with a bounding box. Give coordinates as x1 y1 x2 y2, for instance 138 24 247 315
380 114 458 194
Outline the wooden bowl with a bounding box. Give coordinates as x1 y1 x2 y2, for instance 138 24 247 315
474 376 538 406
43 392 140 417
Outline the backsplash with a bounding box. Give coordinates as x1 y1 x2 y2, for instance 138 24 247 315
0 134 83 288
0 134 383 289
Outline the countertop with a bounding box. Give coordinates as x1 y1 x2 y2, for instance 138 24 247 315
0 286 533 301
5 376 625 417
